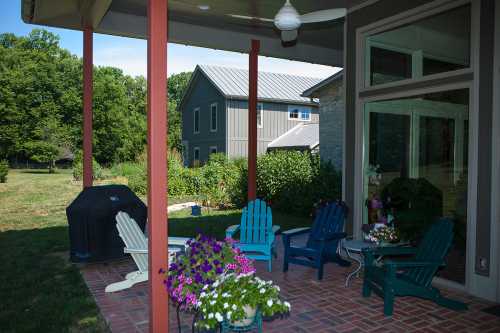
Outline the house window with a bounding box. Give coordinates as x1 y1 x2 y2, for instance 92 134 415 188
193 147 200 163
209 146 218 155
193 107 200 134
365 5 471 87
257 103 263 128
288 106 311 121
210 103 217 132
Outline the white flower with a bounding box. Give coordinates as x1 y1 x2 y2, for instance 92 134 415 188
223 303 229 309
215 312 223 322
208 313 214 319
200 292 207 298
232 304 237 311
227 311 232 319
212 293 218 298
267 299 274 307
284 301 291 309
210 300 216 305
196 301 202 307
203 284 209 290
222 292 229 298
259 288 266 294
274 286 280 292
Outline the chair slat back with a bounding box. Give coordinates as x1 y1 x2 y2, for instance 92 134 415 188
116 211 148 272
240 199 273 245
307 202 347 252
405 218 454 286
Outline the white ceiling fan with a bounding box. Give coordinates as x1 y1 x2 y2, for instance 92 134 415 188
229 0 346 42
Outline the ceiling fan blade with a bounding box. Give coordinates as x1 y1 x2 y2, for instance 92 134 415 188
300 8 347 24
228 14 274 23
281 29 298 42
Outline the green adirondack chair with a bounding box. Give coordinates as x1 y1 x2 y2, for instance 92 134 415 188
362 218 468 316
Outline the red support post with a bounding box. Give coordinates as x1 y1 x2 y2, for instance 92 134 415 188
82 27 93 188
147 0 169 332
248 39 260 201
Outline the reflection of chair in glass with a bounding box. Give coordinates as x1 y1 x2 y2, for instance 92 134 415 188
381 177 442 243
362 218 468 316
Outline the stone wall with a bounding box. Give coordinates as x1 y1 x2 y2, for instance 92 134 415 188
314 80 344 171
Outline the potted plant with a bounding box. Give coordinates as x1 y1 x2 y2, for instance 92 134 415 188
195 273 290 331
162 234 290 332
367 225 399 246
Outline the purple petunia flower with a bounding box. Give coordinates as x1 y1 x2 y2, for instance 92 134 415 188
169 263 178 271
213 259 220 266
201 261 212 273
215 266 223 274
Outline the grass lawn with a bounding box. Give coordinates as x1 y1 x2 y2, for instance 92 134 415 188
169 208 311 240
0 169 312 332
0 169 107 332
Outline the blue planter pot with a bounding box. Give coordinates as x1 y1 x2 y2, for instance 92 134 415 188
191 205 202 216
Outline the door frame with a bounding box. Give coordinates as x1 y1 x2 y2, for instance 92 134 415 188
493 0 500 302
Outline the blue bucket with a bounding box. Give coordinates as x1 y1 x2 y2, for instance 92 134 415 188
191 205 202 216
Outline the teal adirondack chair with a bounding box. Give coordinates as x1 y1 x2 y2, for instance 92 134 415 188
225 199 279 272
362 218 468 316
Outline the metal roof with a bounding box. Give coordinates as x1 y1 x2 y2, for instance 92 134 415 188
302 69 344 97
198 65 323 105
267 122 319 150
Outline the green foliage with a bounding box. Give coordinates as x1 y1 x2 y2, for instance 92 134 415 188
381 177 443 243
72 151 103 181
0 29 191 165
114 150 341 216
255 151 341 215
0 160 8 183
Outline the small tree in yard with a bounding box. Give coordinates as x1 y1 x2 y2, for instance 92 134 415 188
23 141 59 173
0 160 8 183
24 115 72 173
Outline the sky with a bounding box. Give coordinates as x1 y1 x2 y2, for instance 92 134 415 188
0 2 340 79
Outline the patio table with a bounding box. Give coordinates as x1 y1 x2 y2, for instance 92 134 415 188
342 239 410 287
342 240 377 287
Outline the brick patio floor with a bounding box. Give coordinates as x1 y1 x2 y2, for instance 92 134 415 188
80 236 500 333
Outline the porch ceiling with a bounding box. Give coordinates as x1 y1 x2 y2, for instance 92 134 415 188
21 0 369 66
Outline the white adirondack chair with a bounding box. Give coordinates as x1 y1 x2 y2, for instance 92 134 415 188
105 211 186 293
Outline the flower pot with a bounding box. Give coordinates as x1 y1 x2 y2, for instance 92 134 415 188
230 305 256 327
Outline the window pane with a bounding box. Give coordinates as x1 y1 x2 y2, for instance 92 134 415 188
194 110 199 132
364 89 469 284
366 5 470 86
300 110 311 120
211 105 217 131
370 47 412 85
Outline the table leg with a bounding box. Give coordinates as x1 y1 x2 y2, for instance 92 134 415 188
345 248 362 287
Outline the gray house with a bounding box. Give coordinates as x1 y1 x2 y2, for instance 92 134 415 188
302 70 344 170
180 65 321 165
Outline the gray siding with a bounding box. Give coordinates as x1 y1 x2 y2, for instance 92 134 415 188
226 99 319 157
315 80 344 171
181 73 226 165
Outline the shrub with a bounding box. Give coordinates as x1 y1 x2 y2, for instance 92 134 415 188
72 151 104 181
255 151 341 215
0 160 8 183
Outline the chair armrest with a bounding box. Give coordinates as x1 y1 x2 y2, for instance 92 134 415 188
124 248 148 254
225 224 240 238
362 246 418 256
317 232 347 241
272 225 281 234
282 227 311 238
384 259 445 268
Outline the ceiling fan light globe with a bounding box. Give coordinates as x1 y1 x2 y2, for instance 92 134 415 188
274 2 301 30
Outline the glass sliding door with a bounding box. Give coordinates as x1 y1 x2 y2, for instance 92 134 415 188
363 89 469 283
